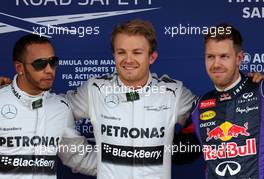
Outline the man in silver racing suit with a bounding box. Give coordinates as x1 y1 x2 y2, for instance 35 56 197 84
66 19 195 179
0 34 97 179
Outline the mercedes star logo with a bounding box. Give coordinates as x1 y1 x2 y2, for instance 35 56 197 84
1 104 18 119
104 94 119 108
215 161 241 176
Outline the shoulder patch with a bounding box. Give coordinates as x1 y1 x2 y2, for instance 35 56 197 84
160 75 177 83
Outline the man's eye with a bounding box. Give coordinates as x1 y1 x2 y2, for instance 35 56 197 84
206 55 214 59
221 54 229 59
117 51 125 55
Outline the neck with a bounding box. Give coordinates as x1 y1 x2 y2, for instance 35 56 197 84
17 76 43 96
121 73 150 90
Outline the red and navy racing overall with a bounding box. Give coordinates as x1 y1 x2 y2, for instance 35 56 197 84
191 74 264 179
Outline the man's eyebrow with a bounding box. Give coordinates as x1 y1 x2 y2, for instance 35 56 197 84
115 48 125 51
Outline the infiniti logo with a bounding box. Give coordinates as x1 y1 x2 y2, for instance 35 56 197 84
1 104 18 119
215 161 241 176
242 92 253 99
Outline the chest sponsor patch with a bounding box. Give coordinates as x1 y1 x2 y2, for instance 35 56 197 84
200 110 216 120
0 155 56 174
101 143 164 166
200 99 216 109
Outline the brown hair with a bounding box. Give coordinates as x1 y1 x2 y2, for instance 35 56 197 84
111 19 157 54
204 23 243 52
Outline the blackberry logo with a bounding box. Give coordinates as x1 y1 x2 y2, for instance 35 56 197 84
103 144 112 153
0 155 56 174
1 156 12 165
0 155 55 169
102 143 164 165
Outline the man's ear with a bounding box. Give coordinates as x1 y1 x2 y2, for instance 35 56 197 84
14 61 24 75
149 51 158 64
236 50 244 66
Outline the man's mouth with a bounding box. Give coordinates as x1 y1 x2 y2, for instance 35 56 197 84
122 65 137 70
42 77 54 82
211 69 225 76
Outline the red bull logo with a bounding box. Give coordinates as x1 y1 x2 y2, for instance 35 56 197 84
219 93 232 101
206 122 250 142
206 127 225 142
227 123 249 137
203 138 257 160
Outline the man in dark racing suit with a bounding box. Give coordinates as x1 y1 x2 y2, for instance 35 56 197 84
191 24 264 179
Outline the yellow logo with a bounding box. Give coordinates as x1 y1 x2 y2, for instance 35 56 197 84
219 121 233 141
200 111 216 120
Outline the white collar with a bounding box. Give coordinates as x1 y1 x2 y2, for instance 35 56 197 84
215 74 241 92
11 74 46 110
